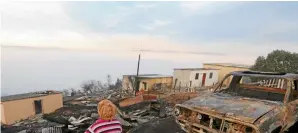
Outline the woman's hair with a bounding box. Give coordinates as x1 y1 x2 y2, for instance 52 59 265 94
98 99 117 121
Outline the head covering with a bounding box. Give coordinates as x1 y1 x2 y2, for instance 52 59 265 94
98 99 117 121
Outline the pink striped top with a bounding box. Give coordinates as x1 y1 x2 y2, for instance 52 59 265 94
84 119 122 133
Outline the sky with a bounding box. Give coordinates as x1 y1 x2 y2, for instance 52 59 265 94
1 1 298 95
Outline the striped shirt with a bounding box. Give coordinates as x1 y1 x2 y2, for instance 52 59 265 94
85 119 122 133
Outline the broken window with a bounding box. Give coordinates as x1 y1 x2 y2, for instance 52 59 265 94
34 100 42 114
195 73 199 80
136 81 140 92
217 75 286 102
215 75 233 92
153 83 162 90
209 72 213 79
240 77 285 89
289 80 298 101
294 80 298 90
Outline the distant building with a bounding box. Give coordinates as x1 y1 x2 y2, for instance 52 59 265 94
1 90 63 125
173 68 219 89
203 63 251 85
122 74 173 92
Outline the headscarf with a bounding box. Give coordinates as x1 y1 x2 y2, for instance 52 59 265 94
98 99 117 121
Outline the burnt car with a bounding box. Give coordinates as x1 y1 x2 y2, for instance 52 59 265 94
175 71 298 133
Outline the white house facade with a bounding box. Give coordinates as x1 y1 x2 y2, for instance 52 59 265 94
173 68 219 88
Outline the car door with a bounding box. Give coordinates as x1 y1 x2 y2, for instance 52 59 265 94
285 80 298 129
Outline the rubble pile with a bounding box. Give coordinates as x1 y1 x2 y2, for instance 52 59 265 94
1 104 99 133
2 89 124 133
1 89 199 133
163 92 199 107
114 96 179 132
2 114 64 133
64 90 124 106
118 93 200 133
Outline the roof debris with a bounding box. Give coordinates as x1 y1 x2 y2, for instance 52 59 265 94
1 90 61 102
1 87 208 133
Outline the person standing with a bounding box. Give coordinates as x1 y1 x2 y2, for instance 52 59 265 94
85 99 122 133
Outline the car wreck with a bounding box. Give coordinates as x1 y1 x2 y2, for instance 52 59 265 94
175 71 298 133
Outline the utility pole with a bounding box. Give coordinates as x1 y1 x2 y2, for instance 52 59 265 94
134 54 141 96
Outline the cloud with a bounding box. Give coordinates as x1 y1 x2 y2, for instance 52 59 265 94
180 1 215 13
153 20 172 26
179 1 243 16
134 3 156 9
104 18 122 28
101 6 137 29
140 25 155 31
134 49 225 56
1 2 89 48
2 1 297 65
4 29 298 65
257 20 298 37
168 31 180 35
1 2 75 31
140 19 172 31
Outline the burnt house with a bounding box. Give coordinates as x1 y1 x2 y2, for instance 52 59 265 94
1 90 63 125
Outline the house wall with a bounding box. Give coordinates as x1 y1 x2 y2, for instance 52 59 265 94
203 64 249 85
173 69 218 88
189 70 218 87
173 69 192 88
1 104 5 124
138 77 173 91
122 75 134 91
1 93 63 125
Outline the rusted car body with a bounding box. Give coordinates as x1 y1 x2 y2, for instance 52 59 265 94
175 71 298 133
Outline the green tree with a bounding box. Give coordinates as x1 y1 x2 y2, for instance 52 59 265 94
251 50 298 73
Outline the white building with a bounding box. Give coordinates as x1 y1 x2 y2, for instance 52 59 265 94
173 68 219 89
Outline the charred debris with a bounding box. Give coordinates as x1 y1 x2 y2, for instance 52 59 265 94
1 89 199 133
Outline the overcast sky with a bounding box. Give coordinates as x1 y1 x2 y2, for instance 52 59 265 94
1 1 298 95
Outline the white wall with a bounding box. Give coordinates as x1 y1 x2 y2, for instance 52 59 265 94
189 70 218 87
173 69 218 88
173 69 192 88
122 75 134 91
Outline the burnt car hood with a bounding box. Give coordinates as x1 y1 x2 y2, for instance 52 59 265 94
180 92 283 124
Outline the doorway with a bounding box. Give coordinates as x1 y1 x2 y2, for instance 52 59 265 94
136 81 141 92
142 82 148 91
202 73 206 87
34 100 42 114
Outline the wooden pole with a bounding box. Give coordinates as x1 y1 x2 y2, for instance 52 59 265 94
134 54 141 96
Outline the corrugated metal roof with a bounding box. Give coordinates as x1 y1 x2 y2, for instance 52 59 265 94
123 74 160 76
203 63 251 68
174 68 219 71
123 74 172 78
1 90 61 102
230 71 298 79
138 75 172 78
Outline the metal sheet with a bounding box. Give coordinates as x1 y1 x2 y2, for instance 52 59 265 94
182 93 282 123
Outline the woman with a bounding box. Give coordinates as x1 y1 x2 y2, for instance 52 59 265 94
85 99 122 133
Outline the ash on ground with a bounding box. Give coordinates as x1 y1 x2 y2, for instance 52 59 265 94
2 89 199 133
